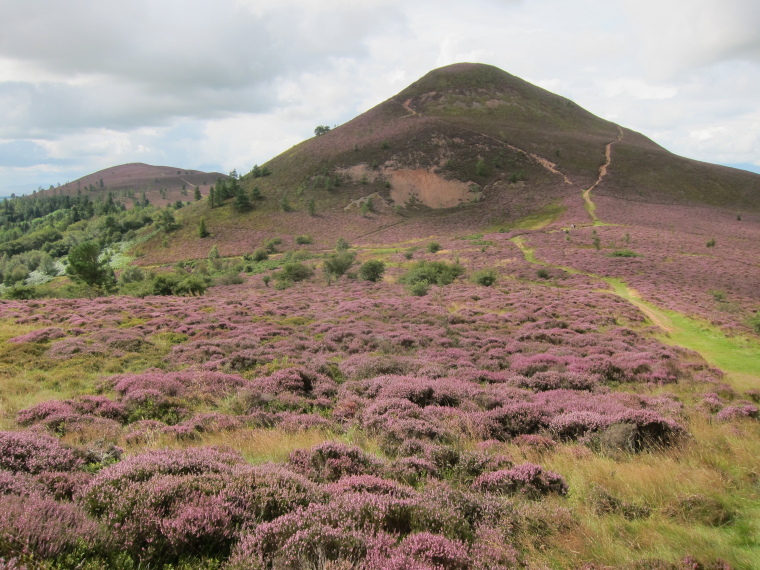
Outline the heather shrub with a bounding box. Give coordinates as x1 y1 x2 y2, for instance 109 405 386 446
7 327 66 344
472 463 568 498
482 403 548 439
288 442 383 482
715 404 758 421
221 464 324 525
398 532 469 569
0 494 105 560
80 447 245 562
0 431 82 474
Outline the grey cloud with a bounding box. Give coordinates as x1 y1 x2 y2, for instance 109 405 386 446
0 0 407 135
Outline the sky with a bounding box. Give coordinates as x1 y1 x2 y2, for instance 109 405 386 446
1 0 759 196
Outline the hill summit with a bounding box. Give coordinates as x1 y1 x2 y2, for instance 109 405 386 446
244 62 759 216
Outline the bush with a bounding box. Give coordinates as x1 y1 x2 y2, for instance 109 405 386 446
246 248 268 262
263 238 281 254
471 269 497 287
472 463 568 498
401 261 464 290
609 249 640 257
323 252 356 281
359 260 386 282
706 238 716 248
276 263 314 284
427 242 441 253
409 282 429 296
336 237 350 251
749 312 760 334
536 268 550 279
295 235 313 245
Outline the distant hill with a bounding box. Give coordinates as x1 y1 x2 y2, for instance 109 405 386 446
43 163 228 208
134 63 760 263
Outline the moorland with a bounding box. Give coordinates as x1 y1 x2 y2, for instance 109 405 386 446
0 63 758 570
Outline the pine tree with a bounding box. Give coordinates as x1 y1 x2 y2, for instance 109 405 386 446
233 188 252 212
307 199 316 216
198 218 210 238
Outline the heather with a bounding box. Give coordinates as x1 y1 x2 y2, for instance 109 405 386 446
0 231 758 568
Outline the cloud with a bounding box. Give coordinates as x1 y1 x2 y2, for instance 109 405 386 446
0 0 407 136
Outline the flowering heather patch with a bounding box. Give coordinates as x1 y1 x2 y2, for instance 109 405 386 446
0 493 105 559
472 463 568 498
715 404 759 422
288 442 384 482
6 327 66 344
0 431 82 474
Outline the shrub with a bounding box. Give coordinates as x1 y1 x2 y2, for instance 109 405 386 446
198 218 210 238
323 252 356 281
276 262 314 283
471 269 497 286
359 260 386 282
706 238 716 247
427 242 441 253
247 248 268 262
609 249 640 257
472 463 568 498
747 312 760 334
0 431 82 473
536 268 550 279
409 282 429 296
400 261 464 291
295 235 313 245
288 442 383 482
264 237 282 253
336 237 350 251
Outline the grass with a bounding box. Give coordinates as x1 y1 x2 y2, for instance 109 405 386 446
606 277 760 388
492 203 566 232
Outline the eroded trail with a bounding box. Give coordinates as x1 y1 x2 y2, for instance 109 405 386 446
511 235 674 333
582 126 623 224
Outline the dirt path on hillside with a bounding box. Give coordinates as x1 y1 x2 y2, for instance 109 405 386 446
582 126 624 223
621 286 675 333
511 235 675 333
401 98 418 118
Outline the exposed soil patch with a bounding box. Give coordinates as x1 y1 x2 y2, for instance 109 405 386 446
389 168 480 209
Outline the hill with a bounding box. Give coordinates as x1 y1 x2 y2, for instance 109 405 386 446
45 163 228 208
138 62 759 264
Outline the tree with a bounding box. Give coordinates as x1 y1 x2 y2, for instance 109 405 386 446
158 208 179 233
314 125 331 136
194 187 202 201
233 188 252 212
198 218 210 238
359 260 385 282
66 241 114 289
336 237 350 251
307 199 316 217
323 252 355 282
